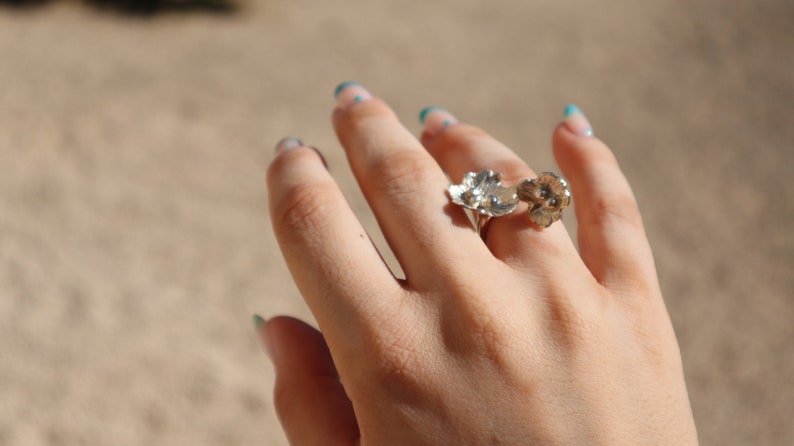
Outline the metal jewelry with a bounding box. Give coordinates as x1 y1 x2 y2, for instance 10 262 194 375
447 170 518 240
516 172 571 229
448 169 571 237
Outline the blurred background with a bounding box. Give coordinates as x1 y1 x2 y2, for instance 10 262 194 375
0 0 791 444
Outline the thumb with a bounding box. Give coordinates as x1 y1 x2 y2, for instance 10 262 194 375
255 315 359 445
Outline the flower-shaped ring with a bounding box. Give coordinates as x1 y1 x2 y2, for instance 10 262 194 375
448 169 571 236
516 172 571 228
448 170 518 239
448 170 519 217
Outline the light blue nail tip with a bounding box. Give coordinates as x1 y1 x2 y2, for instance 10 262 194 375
563 104 582 118
419 106 443 125
275 137 303 151
354 95 363 102
334 81 360 98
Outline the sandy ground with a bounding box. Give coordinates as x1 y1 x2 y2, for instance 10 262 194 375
0 0 792 444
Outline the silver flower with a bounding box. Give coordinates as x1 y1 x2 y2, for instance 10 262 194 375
516 172 571 228
448 170 518 217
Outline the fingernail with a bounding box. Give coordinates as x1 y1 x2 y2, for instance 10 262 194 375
252 314 274 363
275 137 303 153
334 81 373 109
419 106 459 136
563 104 594 137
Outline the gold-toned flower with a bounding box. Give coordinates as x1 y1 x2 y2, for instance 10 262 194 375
448 170 519 217
516 172 571 228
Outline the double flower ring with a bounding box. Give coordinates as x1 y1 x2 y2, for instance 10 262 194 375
448 170 571 239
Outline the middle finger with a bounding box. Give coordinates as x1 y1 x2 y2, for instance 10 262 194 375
332 83 487 287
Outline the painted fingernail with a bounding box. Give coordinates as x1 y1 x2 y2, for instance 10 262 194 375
252 314 275 363
419 106 459 136
334 81 373 109
275 137 303 153
563 104 594 137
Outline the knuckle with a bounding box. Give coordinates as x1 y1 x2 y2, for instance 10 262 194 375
377 338 420 377
544 290 600 350
369 150 437 199
446 288 518 365
371 337 428 391
637 334 675 369
466 310 515 364
272 180 339 236
588 192 645 231
609 269 659 299
577 152 645 232
624 307 679 368
363 318 431 391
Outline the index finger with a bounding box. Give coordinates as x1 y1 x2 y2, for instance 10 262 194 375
267 138 402 346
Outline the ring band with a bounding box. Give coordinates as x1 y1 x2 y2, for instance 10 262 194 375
448 169 571 236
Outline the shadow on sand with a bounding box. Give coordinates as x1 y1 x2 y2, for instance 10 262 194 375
0 0 237 15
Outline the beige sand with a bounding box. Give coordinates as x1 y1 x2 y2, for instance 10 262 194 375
0 1 792 444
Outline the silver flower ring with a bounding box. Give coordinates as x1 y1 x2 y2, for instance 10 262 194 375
448 170 571 239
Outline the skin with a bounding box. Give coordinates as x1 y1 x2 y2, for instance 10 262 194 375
260 90 699 445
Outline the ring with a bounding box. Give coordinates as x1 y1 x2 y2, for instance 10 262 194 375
448 170 518 240
448 170 571 236
516 172 571 229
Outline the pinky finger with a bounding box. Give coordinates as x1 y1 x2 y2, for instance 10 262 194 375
256 315 359 445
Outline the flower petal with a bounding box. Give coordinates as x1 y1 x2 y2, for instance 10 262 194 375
448 170 519 217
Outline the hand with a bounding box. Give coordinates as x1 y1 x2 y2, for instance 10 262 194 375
257 82 698 445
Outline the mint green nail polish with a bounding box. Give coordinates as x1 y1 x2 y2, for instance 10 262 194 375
419 106 443 125
562 104 594 137
335 82 373 108
563 104 582 118
334 81 360 98
252 314 265 329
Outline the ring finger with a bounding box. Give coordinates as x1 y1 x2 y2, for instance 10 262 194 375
419 107 579 270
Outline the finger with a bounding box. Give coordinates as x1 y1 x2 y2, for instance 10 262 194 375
552 105 659 294
267 138 401 343
419 107 580 271
332 83 486 287
257 315 359 446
